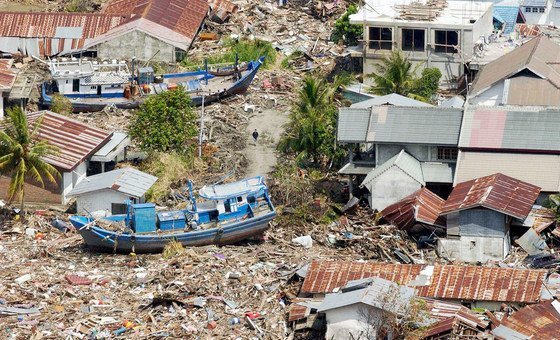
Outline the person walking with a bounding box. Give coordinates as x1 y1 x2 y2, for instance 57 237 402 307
252 129 259 145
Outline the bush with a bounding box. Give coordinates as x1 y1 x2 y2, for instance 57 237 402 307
414 67 442 101
331 4 362 46
141 152 194 202
129 87 198 153
50 94 73 115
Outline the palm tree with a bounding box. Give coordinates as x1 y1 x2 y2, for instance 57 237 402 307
0 107 60 211
369 50 425 99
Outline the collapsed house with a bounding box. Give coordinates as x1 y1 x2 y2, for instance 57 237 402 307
438 173 541 263
492 299 560 339
0 59 17 118
0 111 129 205
348 0 494 84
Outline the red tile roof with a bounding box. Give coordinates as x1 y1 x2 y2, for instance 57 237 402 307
381 188 446 230
441 173 541 219
495 300 560 339
301 261 546 303
103 0 208 40
27 111 111 171
0 59 17 91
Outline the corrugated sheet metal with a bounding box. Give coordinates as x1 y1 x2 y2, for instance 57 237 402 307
459 107 560 152
442 173 540 219
68 167 157 197
493 300 560 339
422 299 489 338
0 59 17 91
494 6 520 34
301 261 547 303
381 187 447 230
361 149 424 187
455 151 560 192
27 111 111 171
505 76 560 106
208 0 239 22
349 93 433 109
337 106 463 145
470 36 560 97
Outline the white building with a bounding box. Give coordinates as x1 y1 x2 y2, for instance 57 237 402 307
349 0 494 85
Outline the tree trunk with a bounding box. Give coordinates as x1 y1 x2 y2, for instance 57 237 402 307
20 189 24 213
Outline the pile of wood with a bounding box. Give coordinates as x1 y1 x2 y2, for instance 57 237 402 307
396 0 448 21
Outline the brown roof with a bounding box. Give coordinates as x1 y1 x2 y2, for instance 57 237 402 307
301 261 547 303
422 299 489 338
506 76 560 106
470 35 560 100
102 0 208 41
0 59 17 91
27 111 111 171
495 300 560 339
381 187 446 230
0 12 127 38
441 173 541 219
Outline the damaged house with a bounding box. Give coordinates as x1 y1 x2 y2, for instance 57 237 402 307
0 111 129 205
348 0 494 84
337 106 463 210
438 173 541 263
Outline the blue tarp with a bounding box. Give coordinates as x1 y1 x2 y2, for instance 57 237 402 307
494 6 521 34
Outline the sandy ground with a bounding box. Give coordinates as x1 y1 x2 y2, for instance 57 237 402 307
244 107 290 178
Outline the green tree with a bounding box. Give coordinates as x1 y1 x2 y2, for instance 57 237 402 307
369 50 421 97
413 67 442 101
129 87 198 153
279 75 348 166
0 107 60 210
332 4 362 46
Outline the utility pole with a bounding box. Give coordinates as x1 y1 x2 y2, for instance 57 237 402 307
198 94 205 158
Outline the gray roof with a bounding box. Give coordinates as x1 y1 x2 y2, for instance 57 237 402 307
350 93 433 109
318 277 414 314
361 150 425 187
337 106 463 145
522 0 547 6
68 167 157 198
459 107 560 152
421 162 454 183
338 163 374 175
492 325 530 340
91 131 130 162
440 96 465 108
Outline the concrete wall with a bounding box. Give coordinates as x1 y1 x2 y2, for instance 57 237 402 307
365 166 422 211
94 30 177 62
76 189 132 215
469 82 504 106
438 235 507 263
471 4 495 50
324 304 382 340
377 144 457 165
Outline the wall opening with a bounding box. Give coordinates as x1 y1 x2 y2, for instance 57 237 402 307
402 29 425 51
368 27 393 50
434 30 459 53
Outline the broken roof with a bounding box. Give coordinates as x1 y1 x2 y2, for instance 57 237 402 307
459 107 560 153
27 111 111 171
493 300 560 339
0 59 17 92
301 261 547 303
441 173 541 219
422 299 489 338
361 150 425 188
337 106 463 145
381 187 447 230
68 167 157 198
349 93 433 109
470 35 560 98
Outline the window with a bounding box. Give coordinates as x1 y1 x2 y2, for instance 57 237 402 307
437 147 458 160
368 27 393 50
539 7 545 12
532 7 539 12
175 48 187 62
434 30 458 53
402 29 425 51
525 7 531 12
72 79 80 92
237 196 243 203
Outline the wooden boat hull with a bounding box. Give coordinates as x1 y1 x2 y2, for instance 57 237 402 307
69 211 275 253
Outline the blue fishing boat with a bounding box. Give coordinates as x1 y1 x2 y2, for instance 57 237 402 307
68 176 276 253
40 57 264 112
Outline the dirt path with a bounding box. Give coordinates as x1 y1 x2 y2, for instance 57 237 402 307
244 107 290 178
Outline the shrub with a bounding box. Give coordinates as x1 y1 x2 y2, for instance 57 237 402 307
141 152 193 202
50 94 73 115
414 67 442 101
129 87 198 153
331 4 362 46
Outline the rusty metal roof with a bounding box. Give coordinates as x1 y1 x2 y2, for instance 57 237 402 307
441 173 541 219
27 111 111 171
208 0 239 22
0 12 127 38
381 187 447 230
102 0 208 40
422 299 489 339
301 261 547 303
0 59 17 91
493 300 560 339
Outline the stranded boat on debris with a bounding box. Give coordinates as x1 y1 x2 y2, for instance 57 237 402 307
40 57 264 112
68 176 276 253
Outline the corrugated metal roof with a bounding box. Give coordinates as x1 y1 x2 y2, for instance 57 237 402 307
422 299 489 338
301 261 547 303
493 300 560 339
459 107 560 152
337 163 373 175
505 76 560 106
90 131 129 162
361 149 424 187
455 151 560 192
68 167 157 197
381 187 447 230
337 106 463 145
470 35 560 98
0 59 17 91
494 6 520 34
440 96 464 108
349 93 433 109
27 111 111 171
441 173 541 219
522 0 547 6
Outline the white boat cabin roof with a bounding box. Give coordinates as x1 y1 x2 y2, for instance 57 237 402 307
199 176 266 200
